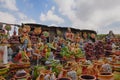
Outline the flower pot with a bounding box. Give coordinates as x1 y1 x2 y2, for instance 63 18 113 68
80 74 96 80
57 77 72 80
98 72 114 80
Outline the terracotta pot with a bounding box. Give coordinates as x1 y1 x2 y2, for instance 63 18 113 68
80 74 96 80
57 77 72 80
98 72 114 80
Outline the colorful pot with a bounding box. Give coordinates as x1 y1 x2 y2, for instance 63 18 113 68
80 74 96 80
98 72 114 80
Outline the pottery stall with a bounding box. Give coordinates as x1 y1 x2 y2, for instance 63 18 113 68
0 22 120 80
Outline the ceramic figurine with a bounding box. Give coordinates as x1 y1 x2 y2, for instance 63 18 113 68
65 28 74 42
100 60 112 73
34 27 41 35
74 33 81 43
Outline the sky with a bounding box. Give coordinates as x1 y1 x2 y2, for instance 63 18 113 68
0 0 120 34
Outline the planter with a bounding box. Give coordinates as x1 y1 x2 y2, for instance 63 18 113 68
80 74 96 80
98 72 114 80
57 77 72 80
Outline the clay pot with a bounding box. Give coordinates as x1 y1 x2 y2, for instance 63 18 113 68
98 72 114 80
57 77 72 80
80 74 96 80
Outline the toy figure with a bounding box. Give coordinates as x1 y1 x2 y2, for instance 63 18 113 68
26 43 33 58
34 27 42 35
82 32 88 42
14 50 29 63
20 26 31 50
65 28 74 42
74 33 81 43
100 60 112 73
90 33 96 42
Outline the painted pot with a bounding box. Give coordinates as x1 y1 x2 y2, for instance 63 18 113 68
80 74 96 80
98 72 114 80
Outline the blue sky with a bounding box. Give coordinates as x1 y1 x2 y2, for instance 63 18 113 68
0 0 120 34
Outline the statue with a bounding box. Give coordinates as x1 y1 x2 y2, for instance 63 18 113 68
20 26 31 50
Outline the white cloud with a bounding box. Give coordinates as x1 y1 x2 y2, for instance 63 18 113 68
0 11 36 24
0 11 16 23
17 12 36 24
0 0 18 11
40 6 64 24
54 0 120 33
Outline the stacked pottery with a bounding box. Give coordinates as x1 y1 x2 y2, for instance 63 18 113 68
79 74 96 80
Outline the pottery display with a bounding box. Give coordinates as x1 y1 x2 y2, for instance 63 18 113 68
0 23 119 80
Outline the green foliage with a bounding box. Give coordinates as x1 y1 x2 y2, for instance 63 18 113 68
33 66 45 79
50 60 63 76
5 25 11 31
60 46 71 58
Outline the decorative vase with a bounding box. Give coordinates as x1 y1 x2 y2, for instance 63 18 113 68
80 74 96 80
98 72 114 80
